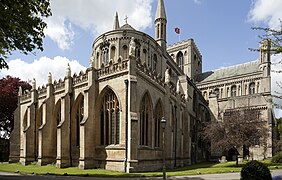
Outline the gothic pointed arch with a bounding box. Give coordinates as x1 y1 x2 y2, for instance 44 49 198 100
249 82 256 95
231 85 237 97
37 105 43 129
54 99 61 126
22 109 28 130
72 93 84 147
98 86 120 145
139 91 153 146
176 51 184 71
154 99 163 147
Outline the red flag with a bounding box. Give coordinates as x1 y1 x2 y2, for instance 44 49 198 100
175 27 180 34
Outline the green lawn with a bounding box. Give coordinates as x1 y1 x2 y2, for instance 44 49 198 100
0 161 282 178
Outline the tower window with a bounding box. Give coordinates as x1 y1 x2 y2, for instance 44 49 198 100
110 46 116 61
102 48 109 65
249 82 255 95
231 85 237 97
177 51 184 71
122 45 128 59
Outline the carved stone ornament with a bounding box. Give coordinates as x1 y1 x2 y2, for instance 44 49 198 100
129 37 136 57
165 68 171 83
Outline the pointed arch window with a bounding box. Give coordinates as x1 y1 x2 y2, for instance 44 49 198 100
110 46 116 61
152 54 157 71
75 96 84 146
140 92 152 146
23 110 28 130
55 100 61 126
214 88 219 98
102 48 109 65
231 85 237 97
100 89 120 145
154 101 163 147
177 51 184 71
122 45 128 59
37 106 43 128
143 49 147 64
249 82 256 95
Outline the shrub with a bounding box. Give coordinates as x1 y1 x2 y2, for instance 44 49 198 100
272 151 282 163
240 160 272 180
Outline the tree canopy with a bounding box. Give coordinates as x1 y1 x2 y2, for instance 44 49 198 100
0 0 52 69
0 76 31 139
202 108 269 164
252 23 282 111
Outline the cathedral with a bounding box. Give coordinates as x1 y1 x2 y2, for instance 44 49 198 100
10 0 274 172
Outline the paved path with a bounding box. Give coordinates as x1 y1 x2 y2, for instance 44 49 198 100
0 169 281 180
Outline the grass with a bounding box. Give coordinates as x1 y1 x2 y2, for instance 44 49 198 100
0 160 282 178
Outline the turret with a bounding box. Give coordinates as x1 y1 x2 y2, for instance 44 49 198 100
259 39 271 77
113 12 120 30
155 0 167 50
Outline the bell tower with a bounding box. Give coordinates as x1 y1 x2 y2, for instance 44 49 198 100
155 0 167 50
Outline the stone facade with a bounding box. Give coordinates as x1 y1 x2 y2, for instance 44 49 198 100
10 0 211 172
10 0 274 172
196 40 274 160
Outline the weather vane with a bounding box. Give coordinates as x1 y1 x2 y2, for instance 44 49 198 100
124 15 128 24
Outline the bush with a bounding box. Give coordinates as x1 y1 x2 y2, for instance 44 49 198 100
272 151 282 163
240 160 272 180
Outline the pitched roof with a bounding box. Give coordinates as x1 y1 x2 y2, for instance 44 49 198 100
199 61 260 82
120 24 135 30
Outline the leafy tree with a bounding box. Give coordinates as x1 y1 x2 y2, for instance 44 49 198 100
202 108 269 165
0 76 31 139
251 23 282 108
0 0 52 69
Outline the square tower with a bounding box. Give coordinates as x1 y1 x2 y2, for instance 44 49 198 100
167 39 202 81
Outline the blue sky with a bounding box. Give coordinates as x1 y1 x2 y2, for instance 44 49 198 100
1 0 282 115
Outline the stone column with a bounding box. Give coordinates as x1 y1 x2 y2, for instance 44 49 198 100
127 55 139 172
20 104 37 165
79 68 96 169
56 65 72 168
9 88 22 163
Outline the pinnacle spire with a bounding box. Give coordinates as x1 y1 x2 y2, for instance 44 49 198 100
113 12 120 30
155 0 166 20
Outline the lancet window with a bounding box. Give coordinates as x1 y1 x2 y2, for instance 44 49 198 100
100 89 120 145
249 82 256 95
75 96 84 146
154 101 163 147
177 51 184 71
231 85 237 97
140 92 152 146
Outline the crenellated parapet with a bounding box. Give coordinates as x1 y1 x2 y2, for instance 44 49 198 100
73 70 88 86
97 59 129 79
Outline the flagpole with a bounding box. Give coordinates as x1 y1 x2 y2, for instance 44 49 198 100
179 34 180 42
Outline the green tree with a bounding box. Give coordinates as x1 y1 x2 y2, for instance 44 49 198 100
0 0 52 69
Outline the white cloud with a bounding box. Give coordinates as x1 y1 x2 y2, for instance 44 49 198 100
45 0 153 50
45 17 75 50
193 0 201 5
0 56 86 86
248 0 282 29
